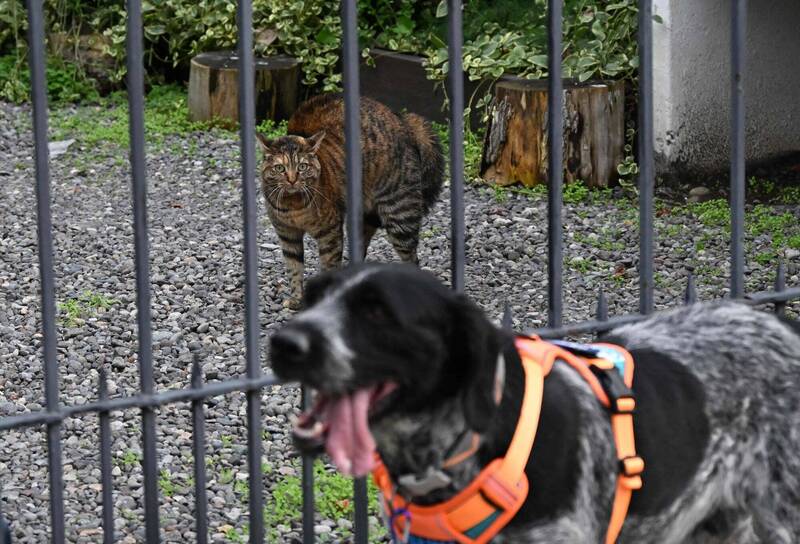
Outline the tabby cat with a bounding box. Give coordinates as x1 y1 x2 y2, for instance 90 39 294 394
258 93 444 309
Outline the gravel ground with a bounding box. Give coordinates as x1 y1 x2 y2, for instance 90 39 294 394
1 100 799 543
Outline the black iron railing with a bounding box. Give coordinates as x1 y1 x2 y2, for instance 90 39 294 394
1 0 797 543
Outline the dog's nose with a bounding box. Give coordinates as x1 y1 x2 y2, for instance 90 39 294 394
270 328 311 363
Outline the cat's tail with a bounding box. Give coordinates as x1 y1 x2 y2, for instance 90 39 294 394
403 113 445 213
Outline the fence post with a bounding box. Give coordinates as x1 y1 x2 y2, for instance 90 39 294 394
638 0 655 315
547 0 563 328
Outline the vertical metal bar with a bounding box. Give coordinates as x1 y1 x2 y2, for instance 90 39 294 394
448 0 465 293
502 302 512 331
730 0 746 299
98 369 114 544
236 0 264 540
595 290 608 322
190 361 208 544
26 0 65 540
341 1 368 541
343 0 363 264
774 261 786 315
125 0 160 539
684 272 697 305
547 0 563 327
301 388 315 544
638 0 655 315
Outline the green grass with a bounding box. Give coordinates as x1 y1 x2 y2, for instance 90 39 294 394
50 84 214 149
680 198 800 263
58 290 116 326
233 460 388 543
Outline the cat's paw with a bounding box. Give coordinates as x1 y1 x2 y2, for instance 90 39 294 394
283 297 302 311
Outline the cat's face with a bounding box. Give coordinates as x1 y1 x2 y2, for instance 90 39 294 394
257 132 324 199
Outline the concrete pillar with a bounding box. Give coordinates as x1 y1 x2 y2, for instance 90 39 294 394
652 0 800 179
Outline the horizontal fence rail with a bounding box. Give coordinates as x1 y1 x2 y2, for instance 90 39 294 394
2 0 799 543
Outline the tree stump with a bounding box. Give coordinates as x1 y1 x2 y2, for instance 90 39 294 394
480 78 624 188
188 51 300 128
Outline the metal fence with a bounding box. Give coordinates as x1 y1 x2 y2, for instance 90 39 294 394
2 0 799 542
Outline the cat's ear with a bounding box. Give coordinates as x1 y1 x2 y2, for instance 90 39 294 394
306 131 326 152
256 133 274 154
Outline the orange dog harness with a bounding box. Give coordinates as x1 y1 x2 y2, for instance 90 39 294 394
372 336 643 544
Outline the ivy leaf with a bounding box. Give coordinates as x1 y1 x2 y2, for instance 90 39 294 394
315 27 337 46
652 14 664 24
591 20 606 41
436 0 447 18
578 69 594 82
530 54 549 68
396 14 414 34
145 25 166 36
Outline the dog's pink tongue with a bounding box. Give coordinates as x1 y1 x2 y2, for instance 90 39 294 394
325 389 376 477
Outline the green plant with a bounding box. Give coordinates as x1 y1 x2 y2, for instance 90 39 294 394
617 124 639 190
563 180 590 204
118 450 141 468
263 461 384 541
256 119 289 140
0 54 100 104
218 467 235 485
567 257 593 273
492 185 509 203
159 470 176 497
58 290 116 326
426 0 645 85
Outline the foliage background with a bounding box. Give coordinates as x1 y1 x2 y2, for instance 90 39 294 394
0 0 641 102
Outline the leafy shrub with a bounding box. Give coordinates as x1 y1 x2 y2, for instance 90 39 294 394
0 54 99 103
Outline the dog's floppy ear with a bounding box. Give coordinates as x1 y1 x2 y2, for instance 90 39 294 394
450 294 501 433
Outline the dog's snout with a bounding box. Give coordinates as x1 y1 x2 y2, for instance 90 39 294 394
271 328 312 365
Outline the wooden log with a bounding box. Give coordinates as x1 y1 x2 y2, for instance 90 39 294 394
188 51 300 128
480 78 625 188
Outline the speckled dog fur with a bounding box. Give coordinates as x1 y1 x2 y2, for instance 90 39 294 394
271 264 800 543
499 302 800 543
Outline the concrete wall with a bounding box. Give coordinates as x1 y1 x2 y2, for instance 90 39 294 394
652 0 800 179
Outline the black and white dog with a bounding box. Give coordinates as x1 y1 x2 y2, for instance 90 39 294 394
270 263 800 543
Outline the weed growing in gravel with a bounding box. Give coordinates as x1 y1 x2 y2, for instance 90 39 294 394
58 290 115 326
421 226 441 239
158 470 176 497
567 257 594 273
117 450 141 469
251 460 386 543
218 467 235 485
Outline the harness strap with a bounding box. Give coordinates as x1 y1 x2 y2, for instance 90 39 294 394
373 337 642 544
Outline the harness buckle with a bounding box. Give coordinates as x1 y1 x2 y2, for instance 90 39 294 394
590 365 635 414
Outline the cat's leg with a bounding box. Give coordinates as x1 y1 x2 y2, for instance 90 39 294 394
314 220 344 270
361 212 381 260
378 197 423 265
275 225 305 310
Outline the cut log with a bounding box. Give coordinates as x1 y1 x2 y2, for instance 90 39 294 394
480 78 624 188
188 51 300 128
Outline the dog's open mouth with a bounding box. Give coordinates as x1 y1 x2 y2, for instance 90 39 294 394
292 381 398 477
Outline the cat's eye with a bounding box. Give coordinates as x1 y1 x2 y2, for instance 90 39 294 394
298 163 309 172
273 164 286 173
